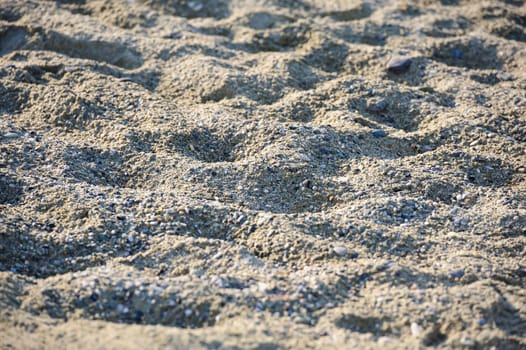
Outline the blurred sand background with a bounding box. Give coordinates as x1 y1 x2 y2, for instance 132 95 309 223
0 0 525 349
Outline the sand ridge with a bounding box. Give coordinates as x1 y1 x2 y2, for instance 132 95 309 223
0 0 525 349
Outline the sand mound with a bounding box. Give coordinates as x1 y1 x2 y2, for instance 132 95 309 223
1 0 525 348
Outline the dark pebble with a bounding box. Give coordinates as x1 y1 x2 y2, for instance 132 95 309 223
451 49 463 59
90 293 99 302
349 252 359 259
419 86 435 93
372 129 387 138
386 56 412 73
319 147 332 155
366 99 388 113
133 310 144 322
449 268 465 279
359 273 370 282
478 319 487 326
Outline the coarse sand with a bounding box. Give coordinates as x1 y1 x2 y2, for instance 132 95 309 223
0 0 525 349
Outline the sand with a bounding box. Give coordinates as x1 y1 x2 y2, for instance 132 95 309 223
0 0 525 349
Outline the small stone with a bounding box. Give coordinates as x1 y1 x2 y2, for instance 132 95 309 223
359 273 370 282
333 246 347 256
372 129 387 138
188 1 204 11
419 86 435 93
90 292 99 302
411 322 421 336
3 132 19 139
449 268 464 280
211 275 224 288
451 49 463 59
460 336 475 347
116 304 129 314
496 72 513 81
377 336 394 345
367 99 388 112
386 56 412 73
133 310 144 322
184 309 193 317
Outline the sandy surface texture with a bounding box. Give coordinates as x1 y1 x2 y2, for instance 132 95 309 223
1 0 525 349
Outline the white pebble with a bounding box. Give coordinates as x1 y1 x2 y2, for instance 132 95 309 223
333 246 347 256
411 322 421 336
116 304 129 314
460 337 475 347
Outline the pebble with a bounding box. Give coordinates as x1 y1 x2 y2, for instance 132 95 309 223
90 293 99 302
366 99 388 113
359 273 370 282
372 129 387 138
460 336 475 347
386 56 412 73
116 304 129 314
333 246 347 256
133 310 144 322
449 268 465 280
3 132 19 139
451 49 463 59
377 337 394 345
411 322 421 336
496 72 513 81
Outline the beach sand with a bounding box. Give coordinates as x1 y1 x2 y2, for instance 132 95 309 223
0 0 525 348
